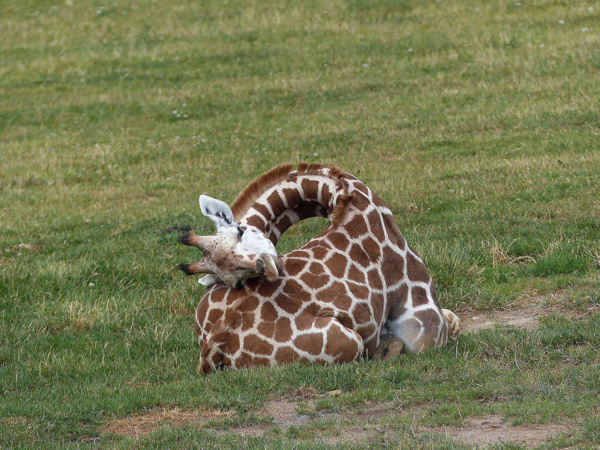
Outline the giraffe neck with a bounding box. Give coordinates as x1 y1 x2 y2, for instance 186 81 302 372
232 165 354 245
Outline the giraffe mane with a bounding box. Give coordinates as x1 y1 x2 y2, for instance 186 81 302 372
231 164 294 222
231 163 352 225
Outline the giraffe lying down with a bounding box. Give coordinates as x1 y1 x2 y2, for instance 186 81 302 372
178 163 460 373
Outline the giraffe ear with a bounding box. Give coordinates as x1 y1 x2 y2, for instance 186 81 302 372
255 254 283 282
199 195 235 230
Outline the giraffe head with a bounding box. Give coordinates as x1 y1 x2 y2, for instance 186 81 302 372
178 195 283 288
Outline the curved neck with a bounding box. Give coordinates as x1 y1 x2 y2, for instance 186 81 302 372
238 173 347 245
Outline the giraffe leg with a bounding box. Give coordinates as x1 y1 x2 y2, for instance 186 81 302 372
197 326 235 374
384 304 449 353
442 308 460 339
320 318 364 364
371 334 405 361
267 317 365 366
198 317 364 373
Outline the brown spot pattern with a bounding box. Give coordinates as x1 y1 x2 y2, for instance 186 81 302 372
246 214 267 229
346 281 370 300
350 193 370 210
367 269 383 290
346 214 368 236
295 333 323 355
349 244 369 266
274 317 293 342
411 286 430 308
282 279 311 302
329 232 350 251
300 179 320 201
311 246 329 260
333 294 352 311
388 284 409 321
347 264 366 284
353 183 369 196
300 271 329 289
321 183 332 208
325 324 360 362
261 302 278 322
284 258 307 277
226 334 240 354
295 313 315 332
325 253 347 278
316 281 346 304
282 187 303 208
407 252 430 283
257 321 275 339
367 210 386 241
236 352 253 368
244 334 274 355
252 202 273 221
275 346 300 363
382 246 404 285
274 215 293 236
256 279 280 298
193 164 451 372
266 191 285 216
275 293 302 315
361 236 381 260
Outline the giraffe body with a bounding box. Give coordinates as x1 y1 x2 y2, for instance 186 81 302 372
182 164 459 373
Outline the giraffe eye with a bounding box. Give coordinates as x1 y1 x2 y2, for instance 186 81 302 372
237 226 244 239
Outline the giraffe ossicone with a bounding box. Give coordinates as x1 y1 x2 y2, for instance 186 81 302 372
178 163 460 373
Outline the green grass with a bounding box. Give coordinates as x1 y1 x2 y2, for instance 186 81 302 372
1 0 600 447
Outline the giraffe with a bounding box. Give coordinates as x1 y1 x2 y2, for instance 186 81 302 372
178 163 460 373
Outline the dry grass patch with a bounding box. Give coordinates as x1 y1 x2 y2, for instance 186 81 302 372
103 407 234 437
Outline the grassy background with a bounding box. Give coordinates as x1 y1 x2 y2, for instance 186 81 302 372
1 0 599 447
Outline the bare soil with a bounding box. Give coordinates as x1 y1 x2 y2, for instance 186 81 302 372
432 415 572 447
459 295 598 333
103 399 572 448
460 304 543 332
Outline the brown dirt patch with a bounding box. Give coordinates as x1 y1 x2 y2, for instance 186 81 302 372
264 399 309 427
223 399 311 438
432 415 572 447
101 401 572 448
460 298 598 333
461 304 543 332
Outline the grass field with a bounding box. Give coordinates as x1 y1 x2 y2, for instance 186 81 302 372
1 0 600 447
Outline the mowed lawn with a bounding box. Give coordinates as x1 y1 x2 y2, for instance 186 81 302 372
1 0 599 447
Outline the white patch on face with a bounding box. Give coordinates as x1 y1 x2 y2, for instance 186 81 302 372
237 228 277 258
199 274 219 286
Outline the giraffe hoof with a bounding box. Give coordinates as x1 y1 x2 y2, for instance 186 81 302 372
383 337 405 361
372 335 405 361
